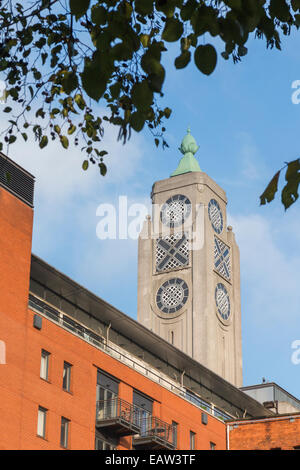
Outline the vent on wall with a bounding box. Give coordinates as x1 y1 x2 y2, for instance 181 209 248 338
0 152 35 207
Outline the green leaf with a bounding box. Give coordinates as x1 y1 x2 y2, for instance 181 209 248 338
225 0 242 10
91 5 107 24
135 0 154 15
156 0 176 17
110 42 133 61
280 159 300 209
292 0 300 11
68 124 76 135
269 0 290 22
175 50 191 69
129 112 145 132
61 71 78 94
69 0 90 20
162 18 184 42
109 82 121 99
140 34 150 48
238 45 248 57
181 0 198 21
75 94 86 110
81 59 107 101
164 107 172 118
82 160 89 171
61 136 69 149
194 44 217 75
99 162 107 176
8 135 17 144
39 135 48 149
260 171 280 205
131 80 153 111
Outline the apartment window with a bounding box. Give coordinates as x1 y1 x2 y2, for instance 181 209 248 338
190 431 196 450
63 362 72 392
210 442 216 450
96 371 119 421
37 406 47 438
40 350 50 380
95 434 117 450
60 417 70 448
172 421 178 447
133 390 153 434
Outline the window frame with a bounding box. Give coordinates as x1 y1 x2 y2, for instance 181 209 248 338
62 361 72 392
60 416 70 449
172 421 178 448
40 349 50 381
37 406 47 439
190 430 196 450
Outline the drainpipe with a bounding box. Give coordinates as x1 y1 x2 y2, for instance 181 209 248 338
226 424 230 450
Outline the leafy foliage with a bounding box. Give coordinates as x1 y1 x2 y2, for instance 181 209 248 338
0 0 299 199
260 159 300 210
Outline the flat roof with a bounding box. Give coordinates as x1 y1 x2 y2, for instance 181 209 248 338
30 253 274 420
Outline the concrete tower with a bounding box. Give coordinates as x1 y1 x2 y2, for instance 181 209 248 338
137 129 243 387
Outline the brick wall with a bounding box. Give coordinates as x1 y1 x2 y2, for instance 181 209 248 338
228 415 300 450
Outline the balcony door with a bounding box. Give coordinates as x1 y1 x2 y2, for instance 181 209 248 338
96 371 119 420
133 390 153 435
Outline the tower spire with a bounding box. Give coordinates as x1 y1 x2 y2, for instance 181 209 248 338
171 128 201 177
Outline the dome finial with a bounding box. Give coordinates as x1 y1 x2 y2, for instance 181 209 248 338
171 128 201 177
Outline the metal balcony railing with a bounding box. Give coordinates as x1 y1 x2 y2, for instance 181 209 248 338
133 415 176 450
95 398 142 436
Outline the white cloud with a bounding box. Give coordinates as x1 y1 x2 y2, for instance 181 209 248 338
0 113 149 269
229 212 300 325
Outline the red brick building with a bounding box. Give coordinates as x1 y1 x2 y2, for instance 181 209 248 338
227 414 300 450
0 153 294 451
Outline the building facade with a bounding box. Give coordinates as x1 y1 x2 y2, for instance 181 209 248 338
0 150 273 450
227 414 300 450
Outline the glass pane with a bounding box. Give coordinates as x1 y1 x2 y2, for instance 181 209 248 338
40 352 49 380
95 438 103 450
63 363 71 391
60 418 69 448
37 408 46 437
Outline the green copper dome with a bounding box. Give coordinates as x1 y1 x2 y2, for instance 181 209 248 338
171 128 201 177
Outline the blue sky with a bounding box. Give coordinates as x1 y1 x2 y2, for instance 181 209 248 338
2 27 300 399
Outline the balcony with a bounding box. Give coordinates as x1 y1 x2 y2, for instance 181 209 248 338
95 398 141 437
132 416 176 450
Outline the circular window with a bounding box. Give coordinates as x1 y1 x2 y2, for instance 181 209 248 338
208 199 223 234
156 278 189 314
161 194 191 228
215 283 231 321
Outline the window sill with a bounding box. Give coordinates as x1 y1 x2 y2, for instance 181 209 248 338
40 377 51 384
